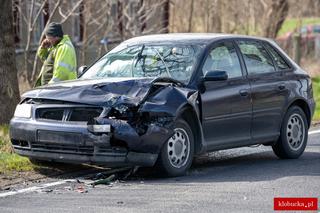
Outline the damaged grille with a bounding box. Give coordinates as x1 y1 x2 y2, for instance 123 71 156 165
36 106 103 122
12 141 127 156
31 142 94 154
37 109 65 120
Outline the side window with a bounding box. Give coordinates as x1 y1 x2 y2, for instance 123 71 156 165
264 43 291 70
202 41 242 78
237 40 276 75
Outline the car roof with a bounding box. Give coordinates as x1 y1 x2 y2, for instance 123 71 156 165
122 33 274 45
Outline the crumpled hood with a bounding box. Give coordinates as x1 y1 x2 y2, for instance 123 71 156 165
22 77 157 107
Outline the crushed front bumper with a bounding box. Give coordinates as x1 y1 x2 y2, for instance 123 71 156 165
10 117 159 167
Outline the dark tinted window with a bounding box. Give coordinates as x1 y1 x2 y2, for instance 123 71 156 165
264 43 291 70
237 40 275 75
202 41 242 78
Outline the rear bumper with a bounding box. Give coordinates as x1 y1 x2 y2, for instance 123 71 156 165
10 117 158 167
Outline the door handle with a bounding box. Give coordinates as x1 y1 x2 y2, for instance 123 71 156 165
278 84 286 91
239 89 249 96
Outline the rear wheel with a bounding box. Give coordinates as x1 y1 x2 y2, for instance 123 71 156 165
156 119 194 177
272 106 308 159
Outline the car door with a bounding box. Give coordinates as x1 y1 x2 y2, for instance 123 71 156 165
200 40 252 149
235 39 289 143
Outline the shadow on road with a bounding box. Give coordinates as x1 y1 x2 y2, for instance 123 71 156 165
132 148 320 184
30 146 320 184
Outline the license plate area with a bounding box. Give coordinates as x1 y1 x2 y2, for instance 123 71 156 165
37 130 83 145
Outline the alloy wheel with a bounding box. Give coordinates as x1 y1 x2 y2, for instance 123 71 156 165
286 113 305 151
167 128 190 168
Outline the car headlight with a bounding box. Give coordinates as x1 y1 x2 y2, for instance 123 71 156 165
14 104 32 118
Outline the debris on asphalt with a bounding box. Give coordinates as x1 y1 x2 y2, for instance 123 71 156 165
86 167 136 180
122 166 139 180
3 187 11 191
64 186 72 191
88 166 140 187
35 188 53 193
91 174 116 187
92 173 106 180
43 189 53 193
76 185 88 193
76 179 84 184
29 166 141 195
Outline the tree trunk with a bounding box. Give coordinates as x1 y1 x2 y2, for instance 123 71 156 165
263 0 289 38
210 0 222 32
0 0 20 124
162 0 170 33
188 0 194 32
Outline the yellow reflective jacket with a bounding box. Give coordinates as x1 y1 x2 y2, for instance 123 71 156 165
35 35 77 87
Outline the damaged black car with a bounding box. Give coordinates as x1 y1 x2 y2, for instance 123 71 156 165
10 34 315 176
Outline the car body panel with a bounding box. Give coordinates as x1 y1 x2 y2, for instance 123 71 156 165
201 77 252 148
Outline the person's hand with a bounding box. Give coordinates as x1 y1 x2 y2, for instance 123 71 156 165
41 39 51 48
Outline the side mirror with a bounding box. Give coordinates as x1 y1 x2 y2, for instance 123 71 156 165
77 65 87 77
203 70 228 81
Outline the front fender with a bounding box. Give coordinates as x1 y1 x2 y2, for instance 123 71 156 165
139 85 199 118
139 85 205 154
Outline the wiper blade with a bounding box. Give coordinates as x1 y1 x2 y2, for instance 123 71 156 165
131 44 145 77
134 44 145 67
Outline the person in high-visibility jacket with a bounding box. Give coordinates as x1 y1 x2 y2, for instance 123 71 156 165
35 22 77 87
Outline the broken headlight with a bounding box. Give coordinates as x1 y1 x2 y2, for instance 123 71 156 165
114 104 129 114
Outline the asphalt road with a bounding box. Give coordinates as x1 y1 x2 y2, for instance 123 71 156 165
0 128 319 213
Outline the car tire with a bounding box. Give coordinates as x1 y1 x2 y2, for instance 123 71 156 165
156 119 194 177
272 106 308 159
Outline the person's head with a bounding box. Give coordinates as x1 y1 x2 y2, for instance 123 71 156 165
44 22 63 45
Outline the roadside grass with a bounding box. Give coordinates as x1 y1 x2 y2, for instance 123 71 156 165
0 125 35 174
278 17 320 37
312 77 320 121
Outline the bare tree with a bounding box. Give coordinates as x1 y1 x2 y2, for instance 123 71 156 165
80 0 112 64
162 0 170 33
169 0 289 37
13 0 49 85
0 0 20 124
261 0 289 38
117 0 168 39
188 0 194 32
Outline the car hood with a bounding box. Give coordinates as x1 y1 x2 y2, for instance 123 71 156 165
22 77 160 107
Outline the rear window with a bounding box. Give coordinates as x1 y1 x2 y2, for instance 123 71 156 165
264 43 291 71
237 40 275 75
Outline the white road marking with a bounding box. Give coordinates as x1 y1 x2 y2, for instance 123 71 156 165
0 179 76 198
308 129 320 135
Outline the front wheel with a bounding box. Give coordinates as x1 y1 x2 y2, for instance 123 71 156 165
272 106 308 159
156 119 194 177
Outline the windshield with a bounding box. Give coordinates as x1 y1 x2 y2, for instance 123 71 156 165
81 44 203 84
